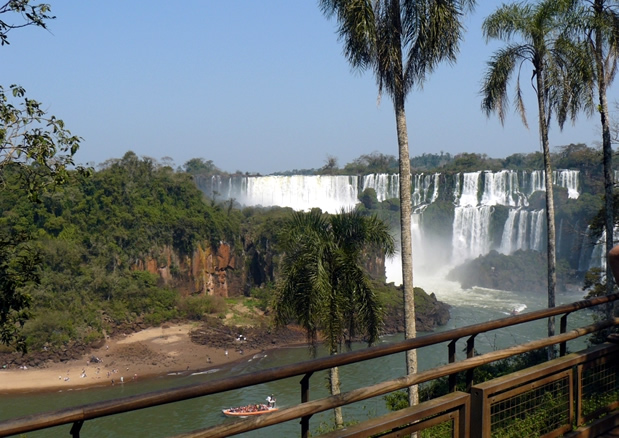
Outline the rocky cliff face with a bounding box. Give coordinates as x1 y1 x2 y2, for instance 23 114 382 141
134 242 241 298
136 239 389 299
133 242 448 332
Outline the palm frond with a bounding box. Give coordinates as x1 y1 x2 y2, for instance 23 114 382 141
320 0 377 70
481 44 526 125
483 2 533 43
274 208 392 355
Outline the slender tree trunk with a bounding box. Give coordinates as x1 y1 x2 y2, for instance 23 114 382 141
388 0 417 408
329 365 343 428
536 67 557 358
593 0 615 310
395 94 418 406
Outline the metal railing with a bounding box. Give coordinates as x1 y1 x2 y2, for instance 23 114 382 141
0 293 618 438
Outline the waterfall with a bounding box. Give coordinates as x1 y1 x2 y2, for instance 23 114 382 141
204 170 579 210
481 170 521 207
430 173 440 203
499 209 523 254
452 206 492 264
411 211 423 254
412 174 439 206
499 209 545 254
361 174 399 201
531 210 545 251
458 172 481 206
528 170 545 195
198 170 581 270
523 170 580 199
412 174 424 206
252 175 361 213
554 170 580 199
451 172 490 263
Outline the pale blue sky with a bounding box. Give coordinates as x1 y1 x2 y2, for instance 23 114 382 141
3 1 614 174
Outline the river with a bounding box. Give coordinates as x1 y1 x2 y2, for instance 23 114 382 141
0 282 594 438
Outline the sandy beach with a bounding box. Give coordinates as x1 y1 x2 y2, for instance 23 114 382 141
0 322 287 394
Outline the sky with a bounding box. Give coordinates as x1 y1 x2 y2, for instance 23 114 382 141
3 1 616 175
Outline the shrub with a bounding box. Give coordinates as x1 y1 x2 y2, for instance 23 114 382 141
178 295 226 320
23 311 75 349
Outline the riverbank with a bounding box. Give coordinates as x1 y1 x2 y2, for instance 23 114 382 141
0 321 307 394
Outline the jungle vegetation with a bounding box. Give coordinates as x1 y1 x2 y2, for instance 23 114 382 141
0 152 451 356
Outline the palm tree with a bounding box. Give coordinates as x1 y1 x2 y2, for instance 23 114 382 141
481 0 591 350
563 0 619 304
274 208 394 428
319 0 476 406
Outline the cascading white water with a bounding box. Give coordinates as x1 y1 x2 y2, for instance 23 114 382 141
526 170 580 199
201 170 582 281
554 170 580 199
458 172 480 207
411 173 439 206
361 174 399 201
430 173 440 203
244 175 360 213
450 169 566 263
411 174 424 206
531 210 545 251
499 209 523 254
452 206 492 264
451 172 490 263
529 170 545 195
481 170 521 207
499 209 545 254
411 211 424 254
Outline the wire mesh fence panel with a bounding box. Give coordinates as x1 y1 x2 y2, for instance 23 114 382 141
579 356 619 423
418 419 454 438
488 374 571 438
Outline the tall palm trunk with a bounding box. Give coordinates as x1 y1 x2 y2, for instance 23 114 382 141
593 0 615 308
329 365 343 428
389 0 418 407
535 65 557 355
395 92 418 406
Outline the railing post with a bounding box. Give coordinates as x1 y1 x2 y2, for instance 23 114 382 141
560 313 569 356
300 371 314 438
448 339 458 392
465 335 476 391
70 420 83 438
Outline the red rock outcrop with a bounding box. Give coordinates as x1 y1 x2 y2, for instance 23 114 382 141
133 242 239 298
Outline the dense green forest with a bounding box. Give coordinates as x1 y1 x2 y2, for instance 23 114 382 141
0 152 243 352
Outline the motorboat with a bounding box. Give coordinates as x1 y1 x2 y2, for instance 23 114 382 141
511 304 527 315
222 404 278 417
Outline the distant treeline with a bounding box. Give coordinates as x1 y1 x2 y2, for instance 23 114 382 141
184 143 611 186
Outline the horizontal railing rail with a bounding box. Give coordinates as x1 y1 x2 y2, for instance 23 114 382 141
0 293 617 437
